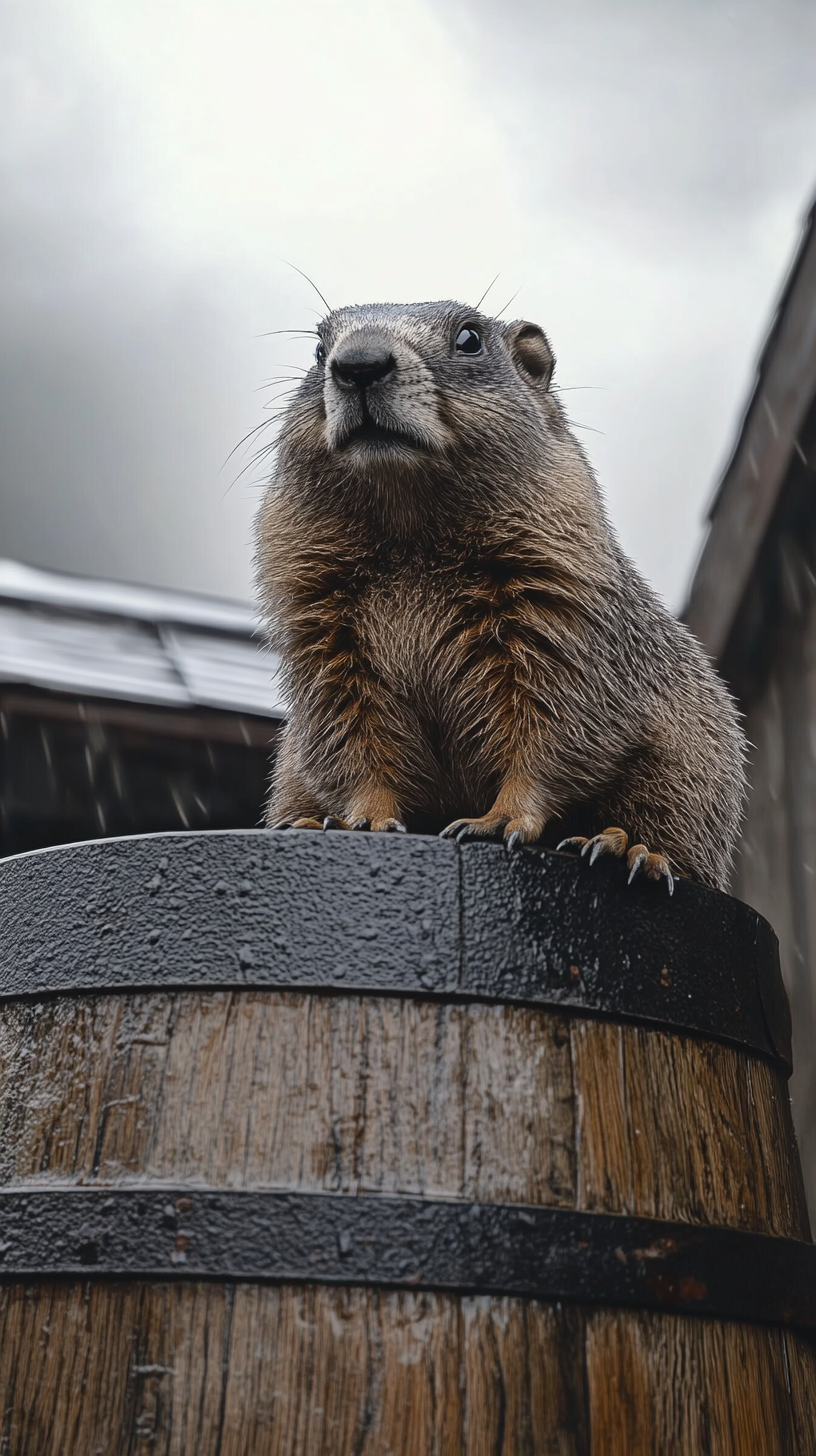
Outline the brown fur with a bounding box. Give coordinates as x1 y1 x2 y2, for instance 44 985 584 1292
255 302 745 890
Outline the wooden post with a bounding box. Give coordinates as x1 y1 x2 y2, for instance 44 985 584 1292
0 830 814 1453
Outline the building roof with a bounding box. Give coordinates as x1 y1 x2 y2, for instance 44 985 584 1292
0 559 286 718
684 198 816 659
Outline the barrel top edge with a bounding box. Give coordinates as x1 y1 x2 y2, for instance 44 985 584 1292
0 829 789 1072
0 825 777 925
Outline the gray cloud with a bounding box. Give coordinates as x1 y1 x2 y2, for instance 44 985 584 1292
0 0 814 609
0 5 273 598
443 0 816 230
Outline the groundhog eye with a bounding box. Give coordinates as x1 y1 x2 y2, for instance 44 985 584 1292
455 327 483 356
315 342 326 366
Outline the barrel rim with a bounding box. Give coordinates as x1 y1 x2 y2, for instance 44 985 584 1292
0 1187 812 1332
0 829 792 1072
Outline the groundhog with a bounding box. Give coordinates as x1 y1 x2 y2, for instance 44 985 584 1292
255 301 745 892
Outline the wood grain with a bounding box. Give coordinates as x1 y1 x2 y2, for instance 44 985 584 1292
683 199 816 660
726 560 816 1227
0 1284 814 1455
584 1307 816 1456
461 1296 588 1456
0 991 806 1236
571 1018 632 1214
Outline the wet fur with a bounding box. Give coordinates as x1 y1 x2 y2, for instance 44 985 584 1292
255 302 745 889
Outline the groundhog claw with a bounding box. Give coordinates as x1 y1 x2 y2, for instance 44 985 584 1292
627 844 674 895
626 844 648 880
562 827 629 862
442 819 483 842
560 827 674 894
272 814 373 833
441 815 507 844
442 814 541 848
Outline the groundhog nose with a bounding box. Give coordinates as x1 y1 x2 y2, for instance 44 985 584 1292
331 345 396 392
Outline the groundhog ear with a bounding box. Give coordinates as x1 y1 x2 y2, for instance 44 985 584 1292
506 322 554 390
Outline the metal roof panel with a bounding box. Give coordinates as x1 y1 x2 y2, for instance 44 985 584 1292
0 561 287 718
160 626 286 718
0 558 258 633
0 602 191 706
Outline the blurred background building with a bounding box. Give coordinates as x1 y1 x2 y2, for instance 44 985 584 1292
685 199 816 1215
0 559 283 856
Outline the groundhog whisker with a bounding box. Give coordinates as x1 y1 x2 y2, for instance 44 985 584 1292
261 392 302 409
257 397 301 414
222 416 290 471
494 287 523 318
278 258 332 313
474 273 501 311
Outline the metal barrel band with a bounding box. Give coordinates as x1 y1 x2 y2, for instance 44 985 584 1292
0 1189 813 1332
0 832 793 1071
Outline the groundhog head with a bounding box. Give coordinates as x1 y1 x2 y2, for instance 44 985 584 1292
273 302 570 532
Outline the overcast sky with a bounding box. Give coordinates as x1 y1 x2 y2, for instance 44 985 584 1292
1 0 815 609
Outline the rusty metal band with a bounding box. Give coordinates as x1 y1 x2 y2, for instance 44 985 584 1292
0 830 792 1070
0 1188 813 1332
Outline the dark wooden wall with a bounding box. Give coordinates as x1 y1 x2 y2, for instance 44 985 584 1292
725 397 816 1218
0 689 278 857
683 202 816 1219
733 646 816 1219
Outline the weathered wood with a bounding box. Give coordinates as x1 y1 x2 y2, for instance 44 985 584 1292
733 609 816 1220
683 200 816 659
584 1308 816 1456
1 1283 814 1455
681 202 816 1228
0 991 806 1237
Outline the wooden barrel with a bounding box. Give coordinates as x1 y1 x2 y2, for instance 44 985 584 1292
0 829 814 1454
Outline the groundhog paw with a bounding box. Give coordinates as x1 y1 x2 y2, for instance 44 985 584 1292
558 827 674 895
323 814 406 832
323 815 406 832
502 818 542 851
626 844 675 895
558 826 629 863
272 814 379 832
441 815 500 844
272 816 325 830
441 814 540 849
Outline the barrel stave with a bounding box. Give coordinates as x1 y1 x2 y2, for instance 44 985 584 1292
572 1017 809 1237
1 1283 814 1456
0 990 806 1238
584 1309 814 1456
